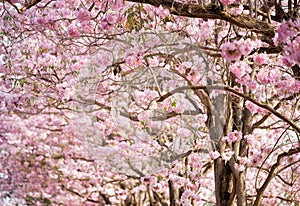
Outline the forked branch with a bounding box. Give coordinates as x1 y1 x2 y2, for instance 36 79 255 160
126 0 276 37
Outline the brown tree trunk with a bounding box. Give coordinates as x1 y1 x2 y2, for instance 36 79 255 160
235 171 246 206
168 180 178 206
214 158 235 206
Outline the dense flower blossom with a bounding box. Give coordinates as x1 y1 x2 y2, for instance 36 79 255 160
250 153 263 166
257 68 280 84
221 39 256 62
237 156 248 165
221 41 242 61
177 128 193 138
278 20 298 44
125 51 144 67
245 101 267 114
106 12 119 25
253 53 269 65
33 16 47 25
67 25 80 37
223 130 242 142
156 5 170 18
278 19 300 65
76 9 92 22
229 61 252 78
276 76 300 94
287 36 300 64
1 1 300 205
239 38 255 56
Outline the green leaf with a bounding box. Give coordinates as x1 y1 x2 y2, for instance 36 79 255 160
157 175 163 182
141 121 146 129
25 195 35 203
171 100 177 107
125 14 136 31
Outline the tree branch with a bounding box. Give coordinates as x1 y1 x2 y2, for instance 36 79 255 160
157 85 300 133
3 0 43 13
253 147 300 206
125 0 276 37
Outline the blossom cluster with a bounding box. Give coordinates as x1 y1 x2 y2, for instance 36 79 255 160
221 39 256 62
278 19 300 66
1 0 300 205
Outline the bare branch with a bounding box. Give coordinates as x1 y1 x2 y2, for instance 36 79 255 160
253 147 300 206
157 85 300 133
3 0 43 13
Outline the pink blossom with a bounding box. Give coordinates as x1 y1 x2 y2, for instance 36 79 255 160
276 76 300 93
221 42 242 61
177 64 186 74
34 16 47 25
250 154 263 166
230 61 251 78
237 156 248 165
2 1 300 204
156 5 170 18
243 79 257 90
189 153 202 168
278 20 297 44
245 101 257 113
257 68 280 84
67 25 80 37
281 56 295 67
263 146 273 154
100 20 111 30
141 176 155 184
253 53 269 65
239 39 254 56
177 128 193 138
222 150 234 161
234 163 245 172
209 151 220 160
108 0 123 10
278 19 300 65
220 0 236 5
296 167 300 175
223 130 242 142
289 36 300 64
76 9 91 22
106 13 119 25
125 52 143 67
177 62 192 74
230 4 244 16
245 101 267 114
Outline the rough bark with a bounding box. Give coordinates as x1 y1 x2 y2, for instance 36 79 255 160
168 180 178 206
214 158 235 206
126 0 276 37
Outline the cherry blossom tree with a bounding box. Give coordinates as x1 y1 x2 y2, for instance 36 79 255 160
0 0 300 205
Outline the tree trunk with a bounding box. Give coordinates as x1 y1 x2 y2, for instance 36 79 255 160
214 157 247 206
235 171 246 206
214 158 235 206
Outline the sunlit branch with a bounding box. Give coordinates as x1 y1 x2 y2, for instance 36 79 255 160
253 147 300 206
74 96 201 122
3 0 43 13
157 85 300 133
125 0 276 37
